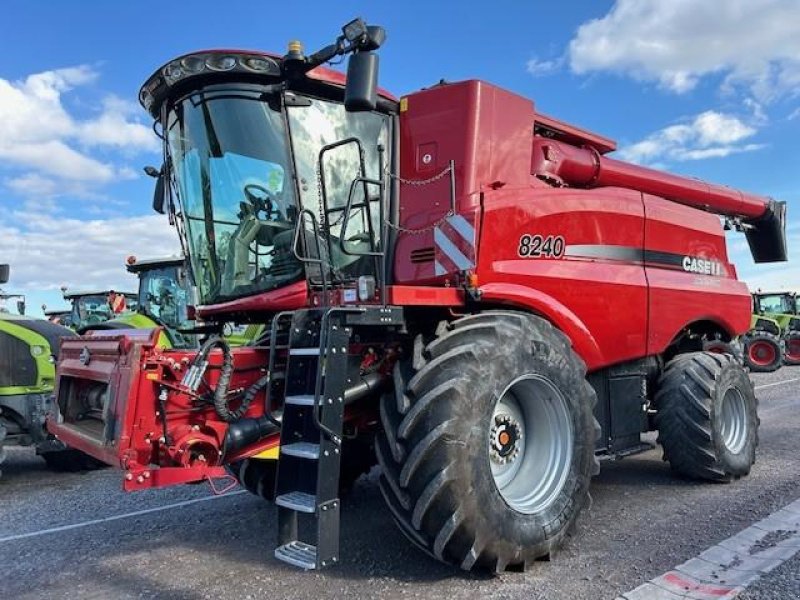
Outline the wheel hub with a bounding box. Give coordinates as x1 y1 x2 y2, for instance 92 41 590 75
489 375 574 515
490 415 522 464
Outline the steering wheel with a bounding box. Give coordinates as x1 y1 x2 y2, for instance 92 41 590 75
243 184 278 219
239 184 293 247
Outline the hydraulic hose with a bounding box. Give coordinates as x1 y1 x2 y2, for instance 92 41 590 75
186 335 237 422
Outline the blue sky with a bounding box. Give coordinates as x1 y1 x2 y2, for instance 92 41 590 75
0 0 798 316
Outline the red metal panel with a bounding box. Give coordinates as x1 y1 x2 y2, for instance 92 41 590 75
395 80 534 284
477 186 648 370
643 195 752 351
386 285 463 306
197 280 308 318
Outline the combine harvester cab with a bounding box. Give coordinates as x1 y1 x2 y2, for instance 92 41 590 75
49 18 787 572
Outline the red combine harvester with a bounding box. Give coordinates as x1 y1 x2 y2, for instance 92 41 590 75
50 19 787 572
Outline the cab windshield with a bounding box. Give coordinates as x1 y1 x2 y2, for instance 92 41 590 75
166 84 389 306
167 85 301 305
71 295 112 327
756 294 796 314
138 265 193 331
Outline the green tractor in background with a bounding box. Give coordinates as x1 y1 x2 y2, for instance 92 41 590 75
741 296 784 373
752 291 800 366
60 288 137 333
84 256 197 349
0 264 96 476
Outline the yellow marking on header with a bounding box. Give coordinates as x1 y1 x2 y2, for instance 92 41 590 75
252 446 279 460
400 97 408 112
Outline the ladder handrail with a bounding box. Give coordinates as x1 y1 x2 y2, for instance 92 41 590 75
311 306 365 442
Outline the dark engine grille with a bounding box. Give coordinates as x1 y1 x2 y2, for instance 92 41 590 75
0 331 37 387
410 247 436 264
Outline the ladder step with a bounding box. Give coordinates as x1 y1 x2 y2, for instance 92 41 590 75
285 394 315 406
275 491 316 513
275 540 317 570
290 347 321 356
281 442 320 459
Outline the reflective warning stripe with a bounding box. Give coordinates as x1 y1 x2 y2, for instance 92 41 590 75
434 214 476 276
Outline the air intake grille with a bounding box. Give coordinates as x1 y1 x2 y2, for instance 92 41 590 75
410 247 435 264
0 331 37 387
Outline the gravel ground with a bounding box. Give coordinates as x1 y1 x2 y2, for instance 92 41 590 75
738 551 800 600
0 369 797 600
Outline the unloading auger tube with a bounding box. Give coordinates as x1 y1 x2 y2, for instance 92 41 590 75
531 138 787 263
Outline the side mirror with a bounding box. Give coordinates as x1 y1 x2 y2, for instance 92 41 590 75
153 172 166 214
17 300 25 315
145 165 167 214
345 51 379 111
0 264 8 284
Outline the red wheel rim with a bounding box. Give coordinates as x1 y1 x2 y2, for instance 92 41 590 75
786 339 800 362
748 340 777 366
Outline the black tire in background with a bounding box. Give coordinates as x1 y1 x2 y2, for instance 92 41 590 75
655 352 758 482
702 337 743 365
783 332 800 366
0 424 6 480
742 332 782 373
231 436 375 502
41 448 106 472
376 311 600 572
231 458 277 501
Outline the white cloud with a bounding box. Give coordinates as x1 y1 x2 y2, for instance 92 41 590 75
526 56 563 76
568 0 800 101
0 65 157 196
77 96 158 151
0 212 181 292
617 110 763 164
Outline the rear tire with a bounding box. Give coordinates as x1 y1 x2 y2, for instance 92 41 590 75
655 352 758 482
376 311 600 572
783 332 800 366
743 332 782 372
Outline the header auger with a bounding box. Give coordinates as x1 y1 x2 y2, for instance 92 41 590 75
50 18 785 572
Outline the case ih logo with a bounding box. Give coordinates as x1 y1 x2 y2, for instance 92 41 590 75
682 256 724 276
79 346 91 366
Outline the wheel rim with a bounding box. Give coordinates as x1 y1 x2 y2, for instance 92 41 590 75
748 340 777 366
489 375 573 515
719 387 748 454
786 339 800 361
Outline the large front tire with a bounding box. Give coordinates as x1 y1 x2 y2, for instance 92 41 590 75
376 311 599 572
655 352 758 482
